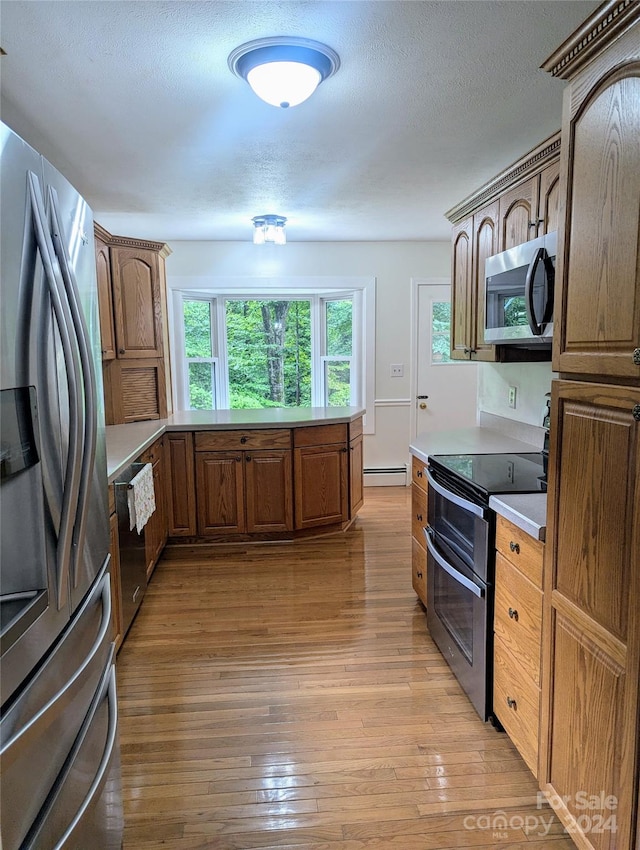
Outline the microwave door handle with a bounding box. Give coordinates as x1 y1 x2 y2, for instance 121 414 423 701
425 468 487 519
424 530 484 599
524 247 546 336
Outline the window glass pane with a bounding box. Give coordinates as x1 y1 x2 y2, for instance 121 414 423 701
325 360 351 406
326 300 352 357
432 301 453 364
226 300 311 409
188 362 215 409
184 300 212 358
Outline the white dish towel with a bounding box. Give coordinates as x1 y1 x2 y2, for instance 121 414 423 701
127 463 156 534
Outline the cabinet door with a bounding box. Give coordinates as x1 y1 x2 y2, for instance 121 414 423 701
103 359 167 425
554 70 640 379
108 511 123 653
470 201 499 361
450 217 473 360
348 433 364 517
540 380 640 850
95 235 116 361
499 175 538 250
294 444 348 529
196 452 245 535
537 161 560 236
144 446 166 580
166 432 197 536
244 450 293 533
111 247 163 359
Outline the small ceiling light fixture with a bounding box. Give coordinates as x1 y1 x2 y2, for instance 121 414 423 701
229 37 340 109
252 215 287 245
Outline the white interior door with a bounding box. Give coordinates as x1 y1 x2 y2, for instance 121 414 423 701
411 281 479 440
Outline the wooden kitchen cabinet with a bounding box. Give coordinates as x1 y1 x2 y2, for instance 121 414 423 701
294 423 348 530
410 456 427 607
195 429 293 535
538 8 640 849
95 224 172 424
348 417 364 517
138 437 167 579
493 514 544 778
446 133 560 363
166 431 197 536
498 161 559 251
108 489 124 654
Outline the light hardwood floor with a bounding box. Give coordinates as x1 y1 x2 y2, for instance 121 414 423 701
116 486 574 849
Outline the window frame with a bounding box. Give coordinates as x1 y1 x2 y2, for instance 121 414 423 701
169 276 375 433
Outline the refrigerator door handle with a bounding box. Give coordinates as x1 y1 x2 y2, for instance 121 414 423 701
0 574 111 770
27 171 83 609
48 186 98 589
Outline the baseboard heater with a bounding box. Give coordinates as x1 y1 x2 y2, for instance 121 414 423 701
363 466 408 487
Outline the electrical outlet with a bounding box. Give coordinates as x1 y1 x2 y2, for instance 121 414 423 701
390 363 404 377
508 386 517 409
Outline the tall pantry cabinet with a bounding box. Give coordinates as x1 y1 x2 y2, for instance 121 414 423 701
540 5 640 850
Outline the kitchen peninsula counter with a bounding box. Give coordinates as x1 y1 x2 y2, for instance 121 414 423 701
106 407 365 483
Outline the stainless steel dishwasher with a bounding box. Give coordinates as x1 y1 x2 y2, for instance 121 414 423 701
114 463 148 637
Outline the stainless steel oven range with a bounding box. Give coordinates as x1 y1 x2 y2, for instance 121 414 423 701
425 452 544 721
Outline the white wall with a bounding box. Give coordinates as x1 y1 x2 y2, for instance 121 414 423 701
166 240 451 471
478 361 553 428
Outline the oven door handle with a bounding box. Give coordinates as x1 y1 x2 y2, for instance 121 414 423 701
425 468 487 519
424 529 485 599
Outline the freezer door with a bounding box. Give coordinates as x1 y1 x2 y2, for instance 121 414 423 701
0 569 112 850
42 157 110 611
23 661 123 850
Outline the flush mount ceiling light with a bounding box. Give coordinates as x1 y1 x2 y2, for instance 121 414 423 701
252 215 287 245
228 37 340 108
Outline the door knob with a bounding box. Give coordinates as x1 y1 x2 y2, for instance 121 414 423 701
419 402 427 410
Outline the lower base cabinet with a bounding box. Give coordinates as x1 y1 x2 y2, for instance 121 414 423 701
166 432 197 536
108 493 123 653
139 437 167 579
294 423 348 530
410 456 428 607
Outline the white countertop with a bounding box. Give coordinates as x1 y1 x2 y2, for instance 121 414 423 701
409 426 541 463
489 493 547 542
106 407 365 483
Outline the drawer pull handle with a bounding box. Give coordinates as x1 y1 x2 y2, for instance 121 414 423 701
506 696 517 710
509 541 520 554
416 571 423 579
508 607 519 621
416 469 423 478
240 436 248 444
416 513 423 522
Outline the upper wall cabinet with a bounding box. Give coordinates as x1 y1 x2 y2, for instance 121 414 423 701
95 224 173 424
446 133 561 361
543 8 640 382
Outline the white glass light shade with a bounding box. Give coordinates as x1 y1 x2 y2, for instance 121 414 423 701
252 215 287 245
247 61 322 109
229 37 340 109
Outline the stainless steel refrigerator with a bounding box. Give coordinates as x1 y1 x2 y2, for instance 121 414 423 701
0 122 124 849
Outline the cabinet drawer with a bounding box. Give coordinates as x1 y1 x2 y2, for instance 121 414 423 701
293 423 347 447
138 437 163 465
496 514 544 588
494 553 542 686
411 484 427 544
411 456 427 492
411 536 427 607
195 429 291 451
494 634 540 777
349 417 363 440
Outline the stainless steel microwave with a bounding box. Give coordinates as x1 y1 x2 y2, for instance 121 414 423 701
484 231 556 346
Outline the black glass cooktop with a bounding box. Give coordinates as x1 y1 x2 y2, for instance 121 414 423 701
428 452 545 504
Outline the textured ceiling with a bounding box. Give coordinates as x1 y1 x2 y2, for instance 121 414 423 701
0 1 599 243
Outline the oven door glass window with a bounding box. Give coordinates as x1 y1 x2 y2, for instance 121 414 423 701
433 559 474 665
430 490 475 571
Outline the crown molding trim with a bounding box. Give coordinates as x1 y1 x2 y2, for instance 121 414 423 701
94 222 172 257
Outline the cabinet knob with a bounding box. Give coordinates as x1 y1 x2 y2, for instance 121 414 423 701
341 447 348 453
633 404 640 422
633 348 640 366
509 541 520 554
119 348 125 355
508 607 519 621
245 455 252 461
506 696 517 710
235 456 242 462
240 436 248 444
